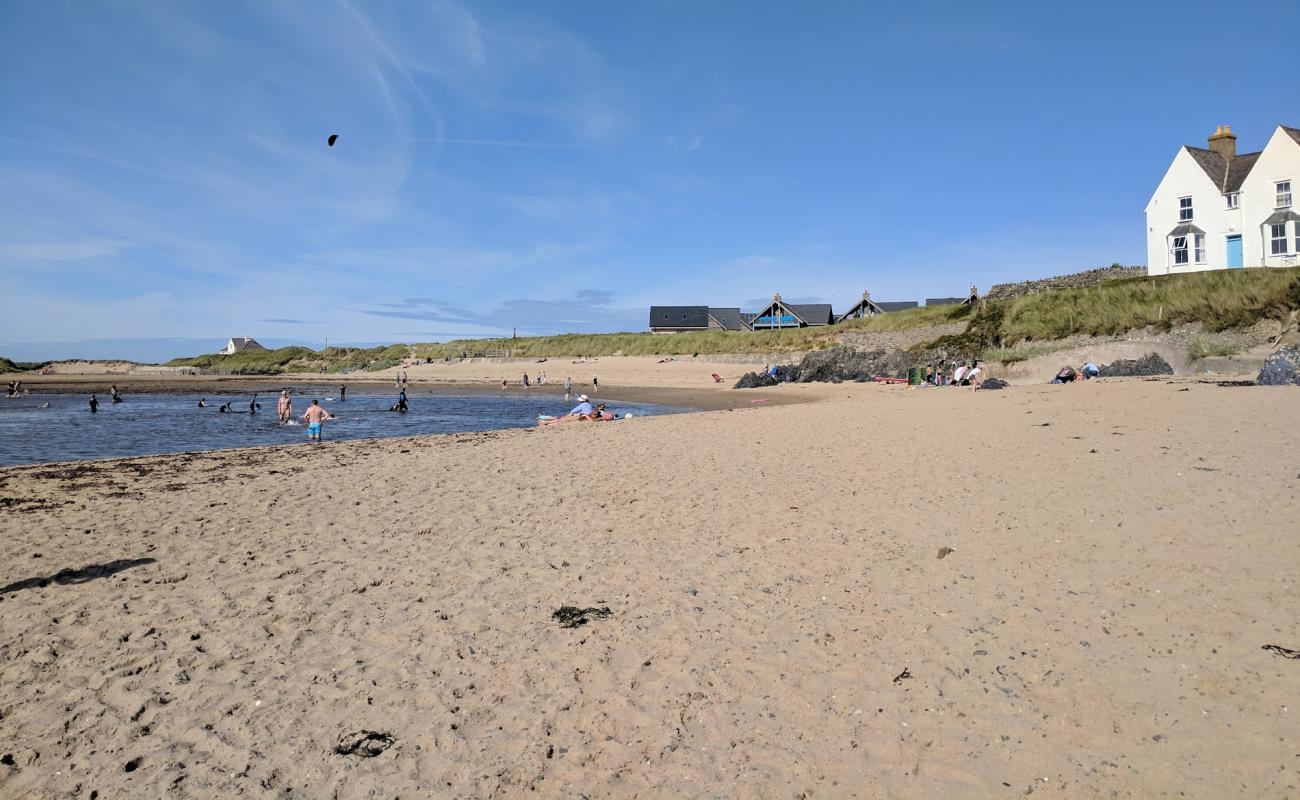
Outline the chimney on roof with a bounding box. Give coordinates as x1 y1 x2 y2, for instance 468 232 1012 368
1207 125 1236 160
862 290 871 301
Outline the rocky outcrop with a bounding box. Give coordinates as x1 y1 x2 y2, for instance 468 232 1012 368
1097 353 1174 377
734 347 969 388
1256 345 1300 386
979 378 1009 390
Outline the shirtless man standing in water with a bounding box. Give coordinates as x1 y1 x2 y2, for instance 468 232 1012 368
277 390 292 423
301 399 334 440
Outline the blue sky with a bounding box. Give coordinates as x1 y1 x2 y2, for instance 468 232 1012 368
2 0 1296 362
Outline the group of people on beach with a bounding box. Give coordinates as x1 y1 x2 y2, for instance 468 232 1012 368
915 361 985 388
506 374 598 397
538 394 618 427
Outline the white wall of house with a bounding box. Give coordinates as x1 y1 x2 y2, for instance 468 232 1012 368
1144 148 1231 276
1239 127 1300 268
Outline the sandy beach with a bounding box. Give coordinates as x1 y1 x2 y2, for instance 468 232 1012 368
2 377 1298 798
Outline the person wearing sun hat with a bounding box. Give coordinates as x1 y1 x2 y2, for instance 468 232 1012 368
569 394 594 418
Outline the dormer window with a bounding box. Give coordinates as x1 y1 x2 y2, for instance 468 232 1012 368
1277 181 1293 209
1225 192 1240 209
1178 196 1194 221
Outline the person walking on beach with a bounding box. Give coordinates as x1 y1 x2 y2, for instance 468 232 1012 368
523 372 530 387
89 393 99 413
277 390 293 423
563 376 572 399
302 399 334 440
592 375 599 392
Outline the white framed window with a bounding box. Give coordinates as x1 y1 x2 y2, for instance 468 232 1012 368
1194 233 1205 263
1225 192 1240 209
1271 224 1288 255
1278 181 1293 209
1172 235 1189 265
1178 196 1194 221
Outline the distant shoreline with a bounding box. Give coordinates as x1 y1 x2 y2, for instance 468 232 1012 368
0 373 807 413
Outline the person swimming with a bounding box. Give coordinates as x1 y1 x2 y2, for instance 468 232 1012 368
198 398 207 408
249 393 260 414
110 385 122 403
89 394 99 413
219 401 232 413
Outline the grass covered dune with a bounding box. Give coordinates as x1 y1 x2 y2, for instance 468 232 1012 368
159 268 1300 375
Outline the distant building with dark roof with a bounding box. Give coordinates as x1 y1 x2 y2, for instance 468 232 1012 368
874 301 918 313
649 306 753 333
1146 124 1299 274
749 294 834 329
649 306 709 333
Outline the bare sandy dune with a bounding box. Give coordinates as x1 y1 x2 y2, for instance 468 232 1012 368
1 379 1298 798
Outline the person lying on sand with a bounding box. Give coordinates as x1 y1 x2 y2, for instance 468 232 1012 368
539 395 597 427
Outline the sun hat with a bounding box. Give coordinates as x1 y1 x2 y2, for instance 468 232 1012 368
578 394 588 402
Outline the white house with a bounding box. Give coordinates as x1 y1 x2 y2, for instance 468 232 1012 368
1145 124 1300 275
221 337 266 355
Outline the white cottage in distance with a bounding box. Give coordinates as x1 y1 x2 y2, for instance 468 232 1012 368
1145 124 1300 275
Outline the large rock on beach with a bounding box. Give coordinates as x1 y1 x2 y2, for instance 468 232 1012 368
1256 344 1300 386
733 371 779 389
979 377 1009 390
1097 353 1174 378
733 346 971 388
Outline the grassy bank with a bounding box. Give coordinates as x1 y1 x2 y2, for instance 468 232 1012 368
930 267 1300 355
124 267 1300 375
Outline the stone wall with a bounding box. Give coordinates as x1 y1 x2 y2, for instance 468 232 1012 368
986 265 1145 301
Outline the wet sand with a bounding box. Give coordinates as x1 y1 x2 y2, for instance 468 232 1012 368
1 378 1298 798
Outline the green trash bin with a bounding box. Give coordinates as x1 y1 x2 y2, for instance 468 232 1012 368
907 366 924 385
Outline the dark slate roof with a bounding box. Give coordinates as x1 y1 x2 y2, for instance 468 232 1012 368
707 307 747 331
1263 210 1300 226
1185 146 1260 193
876 301 919 312
1169 223 1206 236
1284 126 1300 147
787 304 834 325
925 297 964 306
649 306 708 329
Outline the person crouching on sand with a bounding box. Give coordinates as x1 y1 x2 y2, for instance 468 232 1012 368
302 399 335 440
277 390 292 423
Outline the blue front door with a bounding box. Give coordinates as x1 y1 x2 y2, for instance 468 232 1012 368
1226 235 1243 268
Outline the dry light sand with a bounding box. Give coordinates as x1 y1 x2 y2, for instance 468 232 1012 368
2 377 1298 798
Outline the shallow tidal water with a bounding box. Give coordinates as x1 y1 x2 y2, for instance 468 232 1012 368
0 388 686 467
